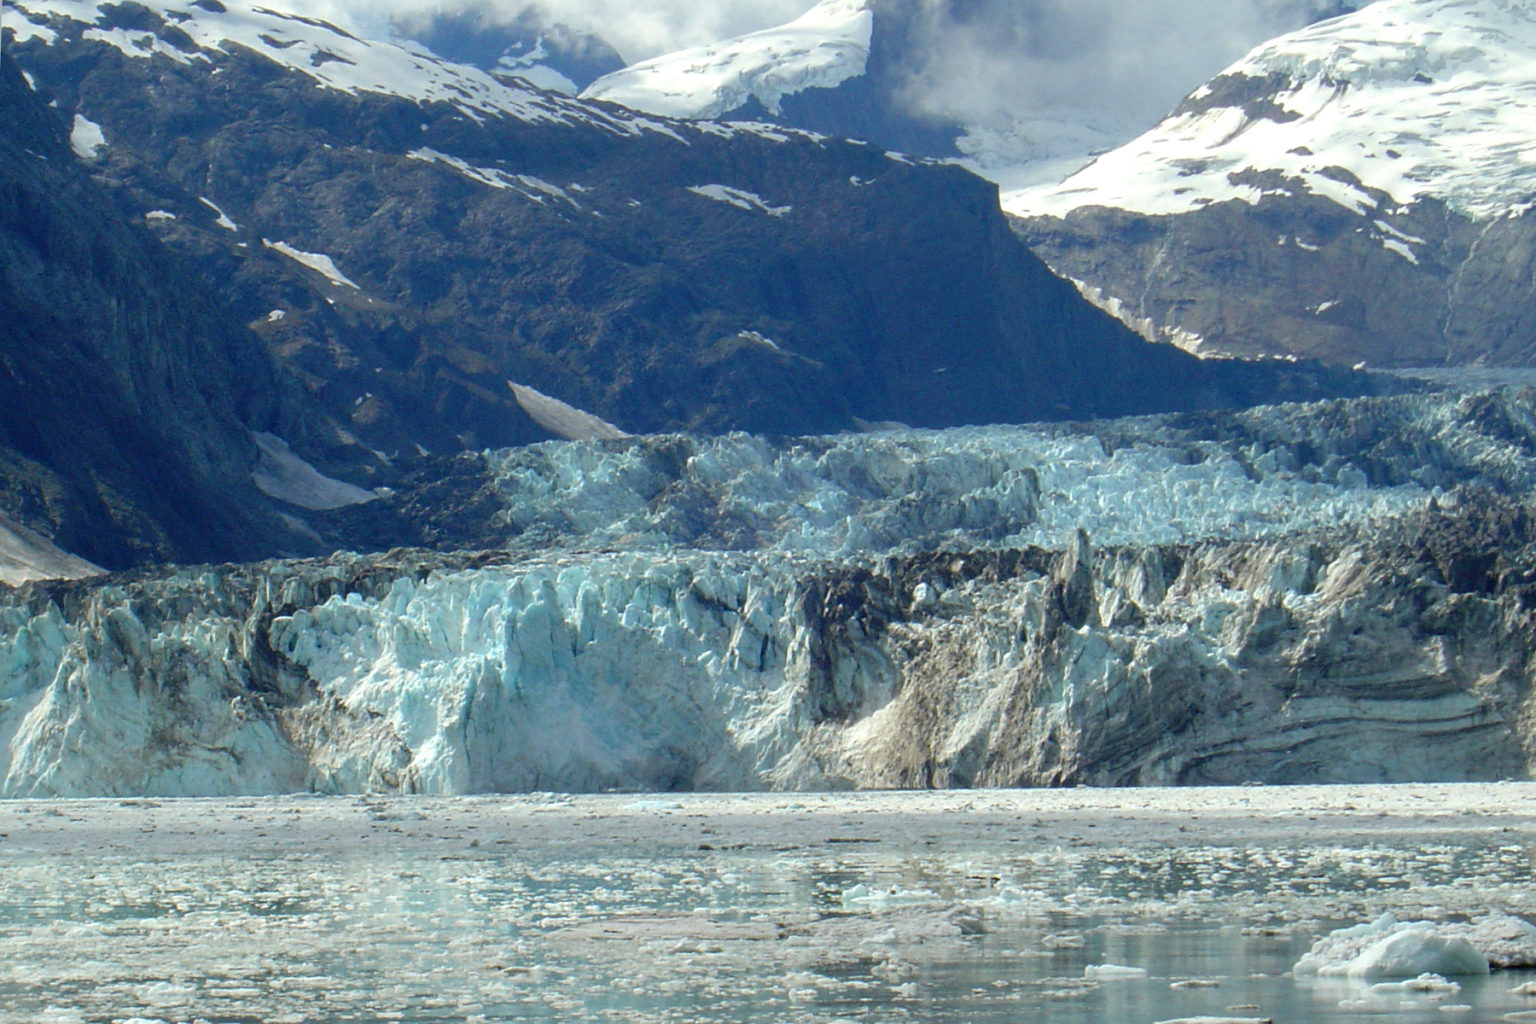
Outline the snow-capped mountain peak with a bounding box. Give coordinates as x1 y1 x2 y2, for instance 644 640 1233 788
1006 0 1536 222
389 6 626 96
580 0 874 119
5 0 665 135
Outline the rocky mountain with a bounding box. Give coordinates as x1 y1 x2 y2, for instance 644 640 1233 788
1007 0 1536 369
0 52 342 576
3 384 1535 796
13 0 1522 796
582 0 1363 190
2 1 1373 516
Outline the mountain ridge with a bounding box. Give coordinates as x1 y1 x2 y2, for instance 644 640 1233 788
1007 0 1536 367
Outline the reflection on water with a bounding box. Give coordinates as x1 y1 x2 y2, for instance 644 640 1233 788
1 827 1535 1022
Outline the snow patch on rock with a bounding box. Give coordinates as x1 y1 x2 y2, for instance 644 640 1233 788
509 382 629 442
251 432 377 511
687 184 792 217
0 516 103 587
67 113 104 159
262 239 359 290
8 0 698 139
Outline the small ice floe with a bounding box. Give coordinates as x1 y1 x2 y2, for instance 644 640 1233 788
839 883 940 910
1294 913 1500 978
1084 964 1148 980
1369 973 1462 995
1512 981 1536 995
1153 1018 1272 1024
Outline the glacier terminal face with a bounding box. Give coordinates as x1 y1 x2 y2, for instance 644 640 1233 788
5 388 1536 796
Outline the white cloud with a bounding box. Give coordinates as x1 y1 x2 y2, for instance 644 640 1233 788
300 0 812 62
293 0 1365 93
894 0 1362 132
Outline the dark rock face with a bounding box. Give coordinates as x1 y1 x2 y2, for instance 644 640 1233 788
1015 188 1536 368
0 54 324 568
1010 63 1536 369
7 5 1372 465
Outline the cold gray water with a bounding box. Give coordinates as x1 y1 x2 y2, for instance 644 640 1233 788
1 787 1533 1023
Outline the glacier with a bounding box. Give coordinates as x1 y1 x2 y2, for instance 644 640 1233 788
4 387 1536 796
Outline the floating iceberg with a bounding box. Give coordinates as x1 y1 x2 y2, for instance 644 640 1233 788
1294 912 1536 978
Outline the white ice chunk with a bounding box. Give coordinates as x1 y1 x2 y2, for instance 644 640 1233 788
839 884 940 909
1369 972 1461 995
1294 914 1492 979
1086 964 1149 979
250 432 377 511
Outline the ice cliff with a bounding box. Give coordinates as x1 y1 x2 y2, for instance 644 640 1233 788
5 388 1536 796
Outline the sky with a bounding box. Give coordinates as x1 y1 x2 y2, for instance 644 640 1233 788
891 0 1361 131
303 0 1364 183
304 0 1360 67
306 0 812 62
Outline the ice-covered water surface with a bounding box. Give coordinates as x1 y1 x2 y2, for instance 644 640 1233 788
1 787 1534 1023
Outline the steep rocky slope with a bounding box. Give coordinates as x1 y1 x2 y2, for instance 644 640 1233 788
4 0 1369 466
0 53 336 573
1008 0 1536 368
3 387 1534 796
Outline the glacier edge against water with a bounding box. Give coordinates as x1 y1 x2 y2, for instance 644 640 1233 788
3 387 1536 796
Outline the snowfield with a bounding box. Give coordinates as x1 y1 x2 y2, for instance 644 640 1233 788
1006 0 1536 226
7 0 709 138
581 0 874 120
